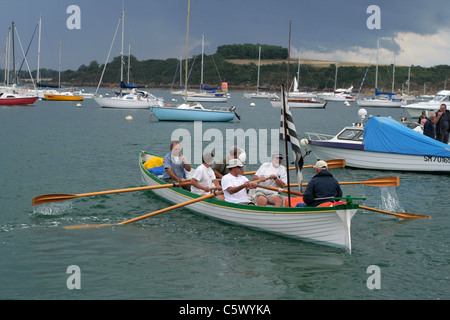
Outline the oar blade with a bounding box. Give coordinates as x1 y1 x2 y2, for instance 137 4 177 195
362 177 400 187
32 194 78 206
359 205 431 220
326 159 346 168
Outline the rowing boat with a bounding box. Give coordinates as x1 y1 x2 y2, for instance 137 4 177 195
139 150 359 252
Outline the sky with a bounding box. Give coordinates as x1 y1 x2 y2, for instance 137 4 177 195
1 0 449 72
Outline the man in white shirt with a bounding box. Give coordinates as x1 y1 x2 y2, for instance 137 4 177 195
190 153 222 197
252 152 287 207
221 159 257 204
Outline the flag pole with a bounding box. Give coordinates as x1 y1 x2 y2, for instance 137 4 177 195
281 84 292 207
285 20 292 206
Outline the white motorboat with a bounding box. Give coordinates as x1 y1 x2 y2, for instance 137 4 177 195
303 110 450 173
401 90 450 118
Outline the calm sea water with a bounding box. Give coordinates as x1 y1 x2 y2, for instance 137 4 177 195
0 89 448 301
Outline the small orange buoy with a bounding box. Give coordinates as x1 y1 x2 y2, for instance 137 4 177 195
166 104 171 108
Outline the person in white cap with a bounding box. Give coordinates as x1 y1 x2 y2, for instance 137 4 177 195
300 160 342 207
213 146 246 179
251 151 287 207
221 159 258 204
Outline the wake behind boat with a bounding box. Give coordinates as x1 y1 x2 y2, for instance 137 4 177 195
304 110 450 172
139 150 358 251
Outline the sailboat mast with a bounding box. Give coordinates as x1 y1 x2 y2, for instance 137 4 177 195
334 62 338 91
37 16 41 86
127 42 130 85
12 21 16 84
200 34 204 91
407 65 411 95
375 35 379 90
184 0 191 103
256 46 261 94
120 9 125 96
5 27 10 85
392 56 395 93
58 40 61 90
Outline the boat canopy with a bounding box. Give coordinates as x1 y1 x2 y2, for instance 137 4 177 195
201 84 219 91
120 81 144 89
375 88 394 98
363 116 450 157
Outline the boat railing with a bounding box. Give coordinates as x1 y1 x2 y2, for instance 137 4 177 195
305 132 334 141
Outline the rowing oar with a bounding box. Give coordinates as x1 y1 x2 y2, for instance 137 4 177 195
359 205 431 220
289 177 400 188
256 184 430 219
243 159 345 175
64 193 216 229
32 181 192 206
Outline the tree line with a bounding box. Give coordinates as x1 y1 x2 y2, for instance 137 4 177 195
2 44 449 95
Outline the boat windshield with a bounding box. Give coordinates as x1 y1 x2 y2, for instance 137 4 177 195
433 95 450 102
337 129 364 141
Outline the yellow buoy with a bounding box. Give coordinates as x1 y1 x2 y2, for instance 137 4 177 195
125 115 133 121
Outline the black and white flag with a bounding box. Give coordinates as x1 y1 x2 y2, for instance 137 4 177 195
279 86 304 192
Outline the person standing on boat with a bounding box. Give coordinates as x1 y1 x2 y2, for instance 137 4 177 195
423 113 436 139
435 104 450 144
190 152 223 199
299 160 342 207
213 146 245 179
162 141 191 190
251 152 287 207
221 159 257 204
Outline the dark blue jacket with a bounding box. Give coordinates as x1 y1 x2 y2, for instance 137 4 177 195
303 170 343 207
423 119 436 138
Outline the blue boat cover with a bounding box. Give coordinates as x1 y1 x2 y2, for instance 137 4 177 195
363 116 450 157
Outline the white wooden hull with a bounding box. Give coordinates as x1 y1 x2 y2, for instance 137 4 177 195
139 152 358 251
308 144 450 172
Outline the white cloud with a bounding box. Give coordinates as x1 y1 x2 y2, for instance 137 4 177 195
292 28 450 67
394 28 450 67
